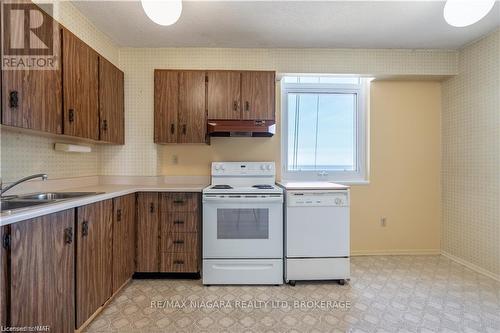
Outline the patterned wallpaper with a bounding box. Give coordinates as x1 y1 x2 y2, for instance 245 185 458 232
1 1 119 183
99 47 458 177
442 29 500 278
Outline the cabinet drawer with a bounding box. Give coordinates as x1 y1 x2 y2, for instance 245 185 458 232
162 193 199 212
161 253 198 273
162 233 198 253
163 212 198 233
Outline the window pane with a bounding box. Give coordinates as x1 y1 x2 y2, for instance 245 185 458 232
287 93 356 171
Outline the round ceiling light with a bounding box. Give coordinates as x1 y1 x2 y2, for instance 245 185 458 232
141 0 182 26
444 0 496 27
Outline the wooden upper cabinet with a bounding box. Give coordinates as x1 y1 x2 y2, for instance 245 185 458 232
76 200 113 329
9 210 75 333
241 71 275 120
99 57 125 144
207 71 241 120
62 28 99 140
178 71 207 143
1 5 62 134
154 70 179 143
112 194 136 293
154 70 207 144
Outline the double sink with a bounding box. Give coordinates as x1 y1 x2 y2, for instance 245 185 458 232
1 192 104 213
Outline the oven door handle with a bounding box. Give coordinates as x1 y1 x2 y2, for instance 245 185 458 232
203 195 283 203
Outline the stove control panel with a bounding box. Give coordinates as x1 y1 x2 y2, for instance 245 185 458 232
212 162 275 176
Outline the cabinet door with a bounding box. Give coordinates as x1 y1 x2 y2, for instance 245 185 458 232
207 71 241 120
241 71 275 120
99 57 124 144
112 194 136 293
62 28 99 140
1 6 62 134
0 226 8 327
178 71 207 143
136 193 159 272
154 70 179 143
10 210 74 332
76 200 113 329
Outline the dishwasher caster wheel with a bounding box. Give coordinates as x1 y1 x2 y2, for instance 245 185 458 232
289 280 296 286
338 279 346 286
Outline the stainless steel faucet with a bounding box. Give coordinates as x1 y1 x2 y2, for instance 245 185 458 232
0 174 48 196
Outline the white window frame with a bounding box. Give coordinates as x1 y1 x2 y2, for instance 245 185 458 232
281 76 369 184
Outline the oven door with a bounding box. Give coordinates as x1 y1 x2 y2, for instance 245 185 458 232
203 194 283 259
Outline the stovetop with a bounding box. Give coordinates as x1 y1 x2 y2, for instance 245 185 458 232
204 184 283 195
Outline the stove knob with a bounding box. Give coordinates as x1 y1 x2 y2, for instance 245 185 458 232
260 164 266 170
335 198 342 205
214 164 220 171
266 164 272 170
220 165 225 171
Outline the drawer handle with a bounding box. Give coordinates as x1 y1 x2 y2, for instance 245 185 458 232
173 240 184 244
173 220 184 225
150 203 155 213
116 209 122 222
173 260 184 265
173 199 184 204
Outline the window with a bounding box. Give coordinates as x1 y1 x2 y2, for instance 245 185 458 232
281 75 369 183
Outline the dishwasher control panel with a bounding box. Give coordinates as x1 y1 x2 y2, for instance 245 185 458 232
286 191 349 207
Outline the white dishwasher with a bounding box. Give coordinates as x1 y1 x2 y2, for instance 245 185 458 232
285 189 350 285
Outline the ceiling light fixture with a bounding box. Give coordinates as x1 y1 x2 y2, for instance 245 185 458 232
141 0 182 26
444 0 496 27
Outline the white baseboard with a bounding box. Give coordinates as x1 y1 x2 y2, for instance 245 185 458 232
351 249 440 256
441 251 499 282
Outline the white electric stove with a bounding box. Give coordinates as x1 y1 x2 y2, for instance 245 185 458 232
202 162 283 285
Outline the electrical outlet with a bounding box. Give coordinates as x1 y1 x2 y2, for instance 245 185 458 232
380 217 387 227
172 155 178 164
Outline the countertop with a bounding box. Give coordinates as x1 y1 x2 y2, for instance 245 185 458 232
0 183 208 226
278 181 350 191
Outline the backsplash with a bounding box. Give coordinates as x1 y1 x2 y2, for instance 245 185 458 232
441 29 500 278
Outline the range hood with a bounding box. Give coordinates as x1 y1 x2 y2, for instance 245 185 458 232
207 120 276 137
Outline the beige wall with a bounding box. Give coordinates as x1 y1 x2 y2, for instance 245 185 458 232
442 29 500 279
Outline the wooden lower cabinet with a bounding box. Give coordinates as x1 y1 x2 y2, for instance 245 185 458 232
0 226 9 327
76 200 113 329
112 194 136 292
9 210 75 332
136 192 160 272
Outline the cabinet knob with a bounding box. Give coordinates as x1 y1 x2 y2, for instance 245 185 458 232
117 209 122 222
150 203 155 213
233 101 238 111
245 101 249 112
102 119 108 131
64 227 73 244
9 91 19 108
82 221 89 237
68 109 75 122
170 123 175 134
